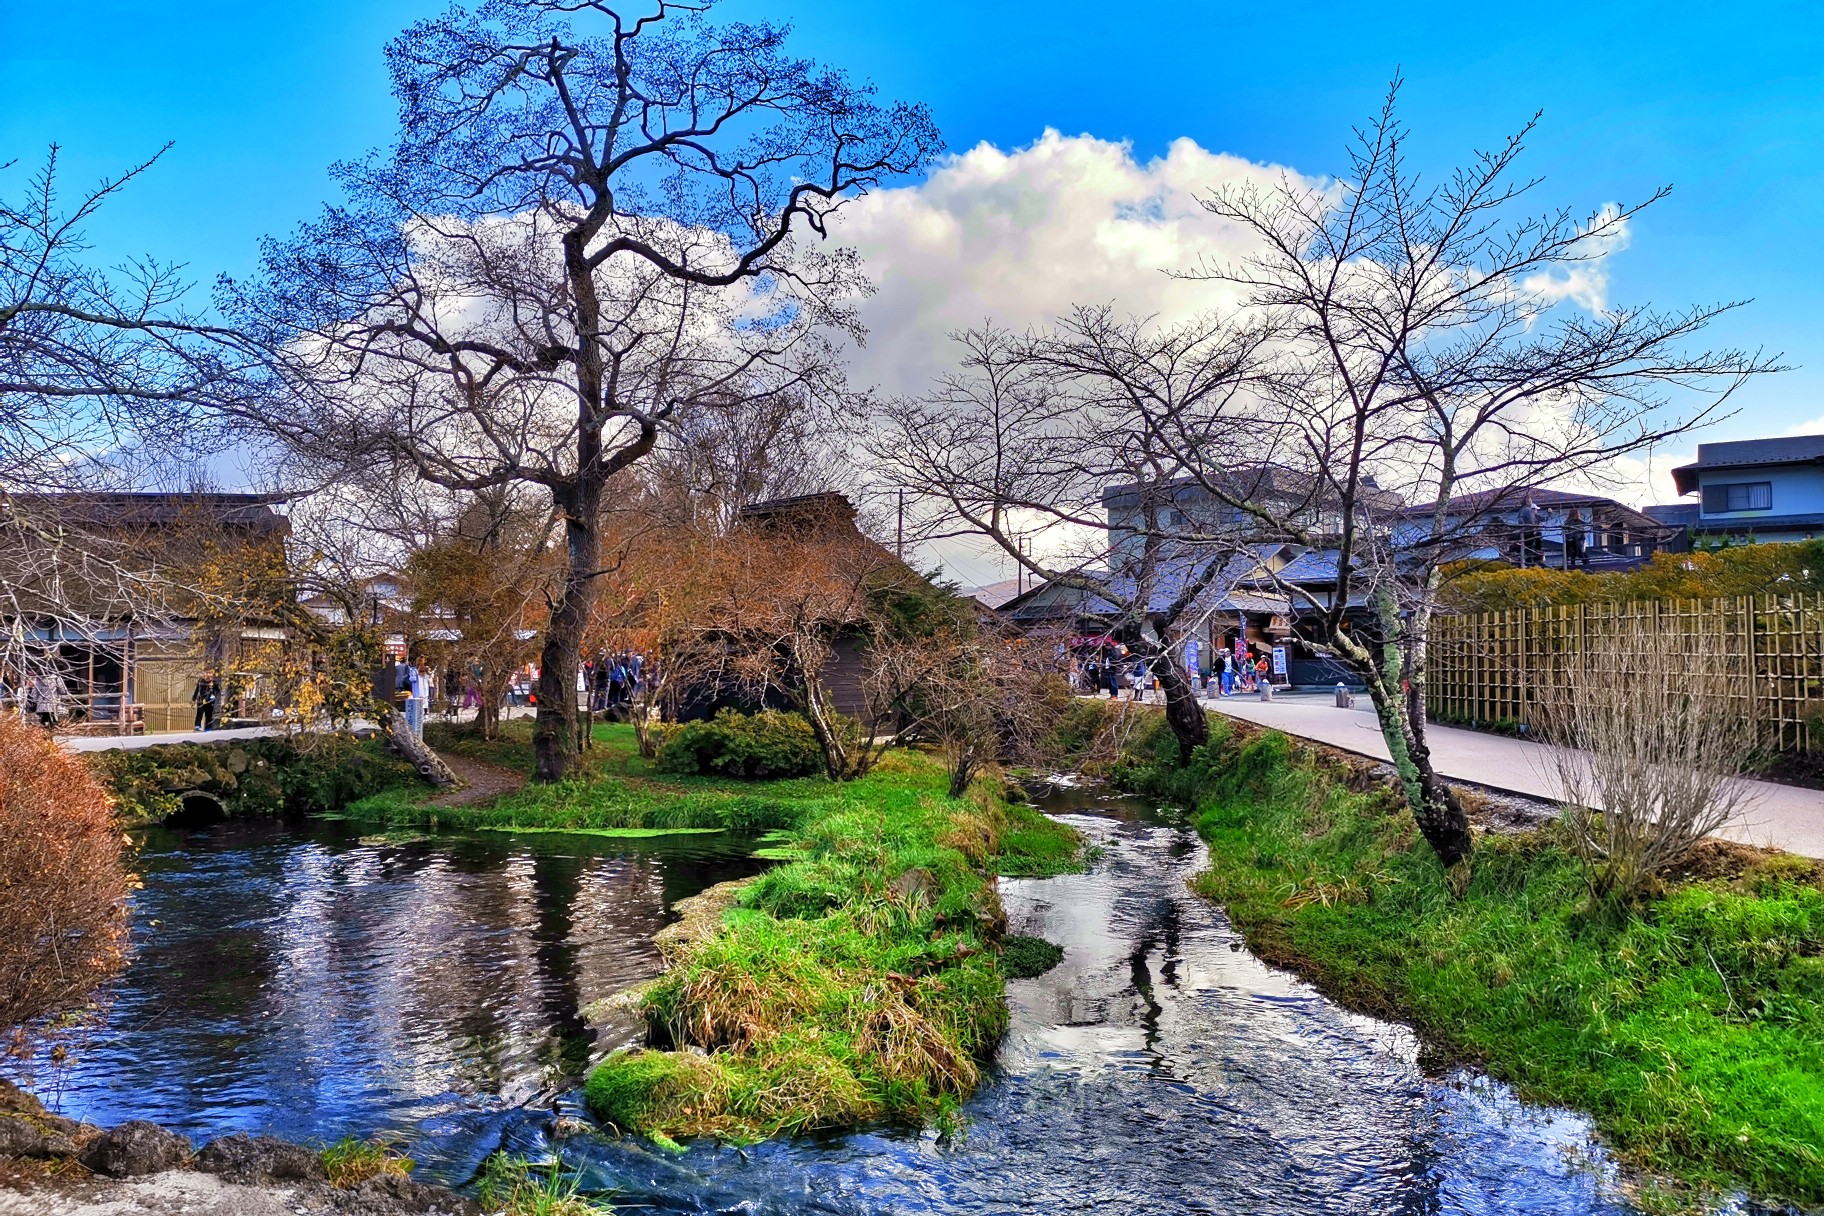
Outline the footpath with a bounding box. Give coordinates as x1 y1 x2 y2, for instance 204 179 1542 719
1181 690 1824 861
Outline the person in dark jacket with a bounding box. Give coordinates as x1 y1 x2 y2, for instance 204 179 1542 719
192 671 219 732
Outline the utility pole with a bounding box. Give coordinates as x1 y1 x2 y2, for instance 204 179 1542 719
896 488 905 560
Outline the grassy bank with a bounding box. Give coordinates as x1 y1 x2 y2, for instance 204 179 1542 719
576 744 1079 1142
1120 711 1824 1208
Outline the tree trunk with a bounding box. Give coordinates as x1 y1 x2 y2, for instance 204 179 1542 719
379 708 459 788
533 491 601 783
1343 595 1473 869
1154 652 1209 759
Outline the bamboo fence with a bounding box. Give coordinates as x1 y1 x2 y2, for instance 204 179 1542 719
1426 593 1824 753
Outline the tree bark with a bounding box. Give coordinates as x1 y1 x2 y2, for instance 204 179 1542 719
1340 595 1472 869
1154 650 1209 759
379 709 459 788
533 498 600 782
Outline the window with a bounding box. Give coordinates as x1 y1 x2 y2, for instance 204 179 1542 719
1702 481 1772 513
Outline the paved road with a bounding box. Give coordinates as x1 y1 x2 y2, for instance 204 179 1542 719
1179 690 1824 860
59 725 283 753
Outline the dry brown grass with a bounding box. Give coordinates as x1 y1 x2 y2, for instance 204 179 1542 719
0 713 130 1038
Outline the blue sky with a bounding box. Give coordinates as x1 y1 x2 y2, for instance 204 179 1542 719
4 0 1821 499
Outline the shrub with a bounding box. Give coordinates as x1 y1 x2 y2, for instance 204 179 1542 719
0 712 131 1036
655 710 823 780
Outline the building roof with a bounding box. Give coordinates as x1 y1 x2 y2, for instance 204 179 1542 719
1 491 290 534
1644 503 1700 528
1395 486 1660 528
1671 436 1824 495
962 578 1027 610
735 491 858 524
1100 468 1406 517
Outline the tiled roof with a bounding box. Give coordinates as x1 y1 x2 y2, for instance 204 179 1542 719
1671 436 1824 495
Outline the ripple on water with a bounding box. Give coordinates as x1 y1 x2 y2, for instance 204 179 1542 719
5 819 768 1182
549 811 1639 1215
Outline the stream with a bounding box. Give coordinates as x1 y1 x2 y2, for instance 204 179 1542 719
13 795 1645 1213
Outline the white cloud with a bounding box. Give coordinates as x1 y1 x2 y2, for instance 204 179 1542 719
831 130 1317 399
1517 203 1632 314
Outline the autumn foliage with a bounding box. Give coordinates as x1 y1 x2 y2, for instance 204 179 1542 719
0 712 131 1035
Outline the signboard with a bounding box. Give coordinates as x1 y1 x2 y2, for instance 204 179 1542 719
1271 645 1288 679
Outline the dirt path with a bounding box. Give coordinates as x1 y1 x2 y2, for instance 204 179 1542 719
420 752 527 809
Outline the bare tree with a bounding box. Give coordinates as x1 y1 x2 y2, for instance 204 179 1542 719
1 147 256 697
222 0 939 782
1165 84 1777 869
892 622 1073 799
1537 623 1757 901
874 313 1269 761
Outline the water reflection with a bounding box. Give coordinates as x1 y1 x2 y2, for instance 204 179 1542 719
542 807 1637 1215
11 820 764 1179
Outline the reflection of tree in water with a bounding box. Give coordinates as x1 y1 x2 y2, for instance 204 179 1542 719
1125 894 1182 1067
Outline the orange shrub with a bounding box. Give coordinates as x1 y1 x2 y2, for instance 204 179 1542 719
0 713 131 1034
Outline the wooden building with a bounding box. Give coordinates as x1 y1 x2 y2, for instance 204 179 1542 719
1 492 290 733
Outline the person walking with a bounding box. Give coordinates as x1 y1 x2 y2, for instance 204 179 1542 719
1220 651 1234 698
1517 495 1544 567
1128 660 1147 702
26 673 60 728
191 671 218 732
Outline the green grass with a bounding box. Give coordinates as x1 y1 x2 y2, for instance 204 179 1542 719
344 722 812 834
476 825 728 838
339 719 1082 1143
1124 711 1824 1209
1001 935 1064 978
475 1153 614 1216
319 1136 413 1188
581 742 1081 1143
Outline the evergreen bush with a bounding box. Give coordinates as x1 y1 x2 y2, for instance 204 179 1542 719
654 709 823 780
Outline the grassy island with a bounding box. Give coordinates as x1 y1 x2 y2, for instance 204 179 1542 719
348 721 1080 1141
1114 711 1824 1210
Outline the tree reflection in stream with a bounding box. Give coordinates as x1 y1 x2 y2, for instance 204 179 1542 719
535 803 1639 1215
5 820 766 1180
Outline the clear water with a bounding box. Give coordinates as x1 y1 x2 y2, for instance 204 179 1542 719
15 799 1650 1212
11 819 767 1181
529 800 1640 1214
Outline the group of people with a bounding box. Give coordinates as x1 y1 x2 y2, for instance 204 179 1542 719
1074 642 1276 703
584 651 649 712
1514 497 1593 570
4 672 69 728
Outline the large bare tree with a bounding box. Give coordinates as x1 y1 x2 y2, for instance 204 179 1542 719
223 0 939 781
875 313 1270 760
886 89 1774 873
0 146 255 694
1169 87 1776 869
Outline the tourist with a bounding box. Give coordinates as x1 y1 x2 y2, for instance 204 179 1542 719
1220 651 1234 698
1517 495 1543 567
405 659 428 738
1564 508 1589 570
26 673 61 728
1129 660 1147 702
191 671 218 732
